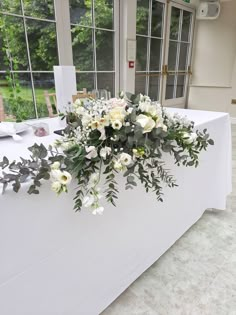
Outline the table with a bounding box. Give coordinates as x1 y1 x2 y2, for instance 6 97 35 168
0 109 232 315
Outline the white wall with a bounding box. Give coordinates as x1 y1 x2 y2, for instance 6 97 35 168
188 0 236 116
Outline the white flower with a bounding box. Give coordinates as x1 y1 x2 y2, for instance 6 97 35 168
91 119 100 130
112 120 122 130
85 146 98 159
136 114 156 133
108 98 127 108
51 181 62 194
88 173 100 188
113 160 124 171
162 124 168 132
127 107 133 114
83 195 95 208
51 161 60 170
99 115 109 127
183 132 198 144
138 101 152 113
74 99 81 107
100 146 112 159
81 113 91 127
119 153 132 166
51 169 62 181
98 127 106 140
92 206 104 215
109 106 126 123
59 171 72 185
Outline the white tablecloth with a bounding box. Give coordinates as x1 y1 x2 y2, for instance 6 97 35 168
0 109 232 315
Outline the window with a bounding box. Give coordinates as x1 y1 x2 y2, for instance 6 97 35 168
69 0 118 96
135 0 165 101
135 0 194 107
0 0 59 120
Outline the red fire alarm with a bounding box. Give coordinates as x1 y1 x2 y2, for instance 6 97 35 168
129 61 135 68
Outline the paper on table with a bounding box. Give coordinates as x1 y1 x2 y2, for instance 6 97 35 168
0 122 28 141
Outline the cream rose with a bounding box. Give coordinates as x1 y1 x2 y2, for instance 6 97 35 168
136 114 156 133
109 106 126 123
51 181 62 194
119 153 132 166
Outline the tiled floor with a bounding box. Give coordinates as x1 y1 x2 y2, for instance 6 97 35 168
102 124 236 315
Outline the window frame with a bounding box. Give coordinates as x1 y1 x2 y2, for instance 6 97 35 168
162 0 195 107
0 0 59 119
68 0 120 96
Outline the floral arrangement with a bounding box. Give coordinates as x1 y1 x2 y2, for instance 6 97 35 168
0 93 214 215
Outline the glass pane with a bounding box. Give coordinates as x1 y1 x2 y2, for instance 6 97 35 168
0 72 35 121
136 0 149 35
26 19 58 71
149 74 160 101
170 7 180 40
165 75 175 100
151 1 164 38
0 31 7 71
97 73 114 96
135 74 146 95
72 26 94 71
0 15 29 71
33 73 55 118
76 72 95 92
136 36 147 71
178 43 188 70
69 0 92 26
96 30 114 71
181 11 191 42
0 0 22 14
168 41 177 70
176 75 185 98
23 0 55 20
150 38 162 71
95 0 113 29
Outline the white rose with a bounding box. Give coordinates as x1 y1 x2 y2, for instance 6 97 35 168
136 114 156 133
85 146 98 159
59 171 72 185
81 113 91 127
112 120 122 130
51 161 60 170
183 132 197 144
92 206 104 215
119 153 132 166
138 102 151 113
83 195 95 208
100 146 112 159
109 106 126 123
108 98 127 108
51 181 62 194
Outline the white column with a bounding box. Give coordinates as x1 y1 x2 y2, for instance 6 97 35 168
54 66 77 113
120 0 137 94
54 0 73 66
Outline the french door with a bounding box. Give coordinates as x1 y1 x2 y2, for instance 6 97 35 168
135 0 195 107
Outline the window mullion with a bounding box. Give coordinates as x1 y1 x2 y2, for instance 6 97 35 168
146 0 152 96
20 0 38 118
92 0 97 90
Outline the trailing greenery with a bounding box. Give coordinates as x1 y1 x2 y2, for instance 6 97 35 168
0 93 214 215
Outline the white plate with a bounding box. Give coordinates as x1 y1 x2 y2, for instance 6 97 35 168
0 122 29 138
